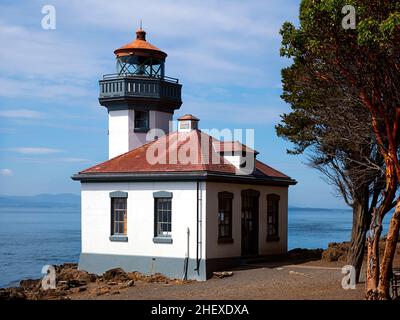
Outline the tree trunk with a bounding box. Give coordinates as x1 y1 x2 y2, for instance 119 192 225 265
347 190 369 283
365 209 382 300
377 199 400 299
365 153 398 300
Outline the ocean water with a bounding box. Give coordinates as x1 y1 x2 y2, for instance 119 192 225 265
0 206 392 288
288 207 353 249
0 206 80 288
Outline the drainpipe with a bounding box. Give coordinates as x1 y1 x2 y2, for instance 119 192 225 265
194 180 202 275
183 227 189 280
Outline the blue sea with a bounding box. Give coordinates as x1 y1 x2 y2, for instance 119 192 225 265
0 206 81 288
0 206 392 288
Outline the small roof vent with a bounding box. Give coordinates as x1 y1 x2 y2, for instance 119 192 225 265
177 114 199 132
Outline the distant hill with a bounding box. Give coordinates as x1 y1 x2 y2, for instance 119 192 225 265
0 193 80 208
0 194 349 210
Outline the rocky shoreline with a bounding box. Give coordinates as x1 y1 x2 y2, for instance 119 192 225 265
1 241 396 300
0 263 194 300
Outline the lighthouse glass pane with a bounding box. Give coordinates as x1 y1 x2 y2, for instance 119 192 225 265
117 56 164 77
111 198 127 235
155 198 172 237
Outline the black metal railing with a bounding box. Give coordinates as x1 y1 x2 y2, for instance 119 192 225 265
99 74 181 101
102 73 179 83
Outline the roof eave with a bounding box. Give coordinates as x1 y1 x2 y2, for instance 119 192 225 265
71 171 297 186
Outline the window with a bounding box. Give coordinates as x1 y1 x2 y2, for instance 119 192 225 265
155 198 172 237
153 192 173 241
267 194 280 240
111 197 127 236
179 121 190 130
134 110 149 131
218 192 233 242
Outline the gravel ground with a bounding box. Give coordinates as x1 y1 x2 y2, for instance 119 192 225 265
70 246 400 300
73 260 367 300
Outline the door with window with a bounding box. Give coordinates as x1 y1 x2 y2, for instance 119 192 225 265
241 189 260 256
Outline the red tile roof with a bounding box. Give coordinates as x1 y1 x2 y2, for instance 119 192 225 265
79 130 291 181
178 114 200 121
212 140 258 155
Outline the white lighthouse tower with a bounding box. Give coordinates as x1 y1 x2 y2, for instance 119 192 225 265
99 28 182 159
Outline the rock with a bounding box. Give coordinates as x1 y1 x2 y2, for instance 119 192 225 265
122 280 134 287
57 268 96 286
213 271 234 279
66 279 85 288
20 279 41 290
288 248 323 260
125 271 186 284
107 281 117 286
70 286 87 294
95 287 110 296
0 287 27 300
103 268 129 282
322 242 349 262
111 290 120 295
55 263 78 274
149 273 169 283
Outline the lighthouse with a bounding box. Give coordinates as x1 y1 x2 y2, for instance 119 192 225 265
73 26 296 281
99 28 182 159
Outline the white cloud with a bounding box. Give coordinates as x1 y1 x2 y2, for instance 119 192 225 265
0 20 105 80
7 147 64 155
0 168 13 177
0 77 94 99
0 19 106 100
55 157 90 163
0 109 43 119
16 157 89 163
0 0 298 100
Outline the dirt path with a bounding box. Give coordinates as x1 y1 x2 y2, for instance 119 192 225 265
73 260 366 300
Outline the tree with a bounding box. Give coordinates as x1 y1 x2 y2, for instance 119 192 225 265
276 62 385 282
279 0 400 299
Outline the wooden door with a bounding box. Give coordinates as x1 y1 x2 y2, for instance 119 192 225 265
241 190 259 256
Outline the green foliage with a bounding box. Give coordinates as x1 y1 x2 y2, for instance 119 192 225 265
278 0 399 154
276 0 399 202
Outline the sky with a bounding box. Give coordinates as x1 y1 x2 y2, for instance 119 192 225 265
0 0 348 208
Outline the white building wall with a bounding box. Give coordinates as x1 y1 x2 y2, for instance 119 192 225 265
108 110 132 159
81 181 206 260
108 110 173 159
205 182 288 259
151 111 172 136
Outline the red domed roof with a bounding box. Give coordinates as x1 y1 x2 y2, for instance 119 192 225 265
114 28 167 60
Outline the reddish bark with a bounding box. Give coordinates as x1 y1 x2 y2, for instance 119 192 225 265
365 151 398 300
378 200 400 299
365 209 382 299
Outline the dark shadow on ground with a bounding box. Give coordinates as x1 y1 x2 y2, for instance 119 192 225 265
228 248 324 272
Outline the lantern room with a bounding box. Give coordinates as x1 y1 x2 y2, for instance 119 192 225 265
114 28 167 78
98 26 182 159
